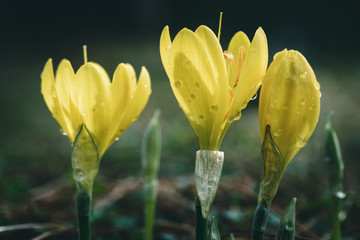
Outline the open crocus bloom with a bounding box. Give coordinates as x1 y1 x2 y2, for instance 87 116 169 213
41 58 151 157
259 49 321 165
160 25 268 150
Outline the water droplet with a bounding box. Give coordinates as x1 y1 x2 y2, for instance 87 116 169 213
73 168 85 182
174 81 181 88
308 103 315 111
336 191 346 199
274 129 283 137
282 105 288 110
234 112 242 121
300 98 307 106
59 128 67 136
299 72 307 79
144 84 148 88
167 44 171 51
199 115 205 120
271 99 278 107
211 105 218 111
251 92 258 100
191 94 196 99
195 82 200 88
314 80 320 90
297 136 307 147
115 137 120 142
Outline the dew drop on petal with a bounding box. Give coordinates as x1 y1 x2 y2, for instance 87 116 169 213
115 137 120 142
271 99 278 107
300 98 307 106
211 105 218 111
59 128 67 136
308 103 315 111
274 129 283 137
251 92 258 101
234 112 242 121
297 135 307 147
299 72 307 79
174 81 181 88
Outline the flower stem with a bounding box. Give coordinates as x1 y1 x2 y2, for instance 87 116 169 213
195 194 208 240
77 190 92 240
252 203 269 240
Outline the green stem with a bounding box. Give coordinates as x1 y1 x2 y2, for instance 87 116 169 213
144 180 157 240
330 194 342 240
195 194 208 240
77 190 92 240
252 204 269 240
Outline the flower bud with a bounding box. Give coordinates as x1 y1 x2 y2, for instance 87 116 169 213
259 49 321 165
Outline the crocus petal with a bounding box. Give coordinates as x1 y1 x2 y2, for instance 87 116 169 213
160 26 172 77
41 59 57 114
230 27 268 119
169 28 226 149
71 62 111 153
227 31 251 87
41 59 69 137
118 66 151 137
55 59 75 137
101 63 134 152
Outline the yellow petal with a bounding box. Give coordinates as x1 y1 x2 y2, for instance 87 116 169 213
230 27 268 119
259 49 321 164
169 28 225 149
55 59 75 137
71 62 111 153
227 31 251 87
195 25 227 85
41 59 57 114
160 26 172 76
101 63 134 152
119 66 151 133
41 59 69 138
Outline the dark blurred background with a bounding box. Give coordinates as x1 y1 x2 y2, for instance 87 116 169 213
0 0 359 239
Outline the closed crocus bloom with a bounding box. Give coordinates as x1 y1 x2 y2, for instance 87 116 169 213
259 49 321 165
160 25 267 150
41 56 151 157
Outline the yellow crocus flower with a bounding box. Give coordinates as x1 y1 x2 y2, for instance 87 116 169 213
41 50 151 157
259 49 321 166
160 25 268 150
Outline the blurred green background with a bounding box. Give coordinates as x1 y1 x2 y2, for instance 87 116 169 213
0 0 359 239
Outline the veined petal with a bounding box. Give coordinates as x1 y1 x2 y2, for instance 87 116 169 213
230 27 268 119
101 63 134 152
41 59 57 113
115 66 151 141
168 28 225 149
55 59 75 137
71 62 111 153
227 31 251 87
41 59 70 138
195 26 231 149
160 26 172 76
195 25 227 85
